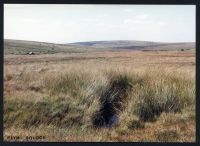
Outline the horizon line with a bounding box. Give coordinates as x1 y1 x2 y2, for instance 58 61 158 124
4 38 196 45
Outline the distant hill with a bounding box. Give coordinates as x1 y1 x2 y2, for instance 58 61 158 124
4 39 103 55
4 39 195 55
68 40 161 48
69 40 195 51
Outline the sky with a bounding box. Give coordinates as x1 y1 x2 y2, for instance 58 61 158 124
4 4 195 44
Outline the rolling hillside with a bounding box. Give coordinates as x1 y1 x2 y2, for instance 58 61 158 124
68 40 161 48
4 39 103 55
69 40 195 51
4 39 195 55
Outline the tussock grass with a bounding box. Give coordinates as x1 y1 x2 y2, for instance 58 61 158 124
127 120 145 130
4 97 84 128
43 72 91 96
155 130 179 142
4 68 195 129
132 70 195 122
3 59 195 142
3 50 195 142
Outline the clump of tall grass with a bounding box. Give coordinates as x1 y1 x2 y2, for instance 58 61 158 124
130 70 195 122
155 130 179 142
43 72 91 96
4 97 85 128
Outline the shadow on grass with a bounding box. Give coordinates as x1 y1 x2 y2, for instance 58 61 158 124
92 74 132 128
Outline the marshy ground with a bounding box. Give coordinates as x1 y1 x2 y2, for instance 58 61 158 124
3 50 195 142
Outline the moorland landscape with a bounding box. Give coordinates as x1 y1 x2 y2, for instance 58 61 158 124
3 39 196 142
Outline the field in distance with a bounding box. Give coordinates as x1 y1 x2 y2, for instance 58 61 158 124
3 39 195 142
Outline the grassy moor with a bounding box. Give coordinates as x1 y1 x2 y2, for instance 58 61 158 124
3 39 195 142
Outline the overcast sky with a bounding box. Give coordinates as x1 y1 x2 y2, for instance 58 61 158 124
4 4 195 44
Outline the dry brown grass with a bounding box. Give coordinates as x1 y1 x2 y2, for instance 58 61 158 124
3 50 195 142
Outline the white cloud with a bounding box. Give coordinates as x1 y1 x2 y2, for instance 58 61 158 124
135 14 148 19
124 19 153 25
124 14 151 25
124 19 134 24
157 21 167 26
83 18 100 22
23 18 37 23
96 22 105 27
124 8 133 12
98 14 109 17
